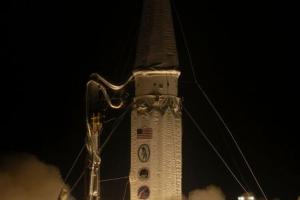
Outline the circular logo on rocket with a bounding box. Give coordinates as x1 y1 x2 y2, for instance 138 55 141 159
137 185 150 199
138 168 150 180
138 144 150 162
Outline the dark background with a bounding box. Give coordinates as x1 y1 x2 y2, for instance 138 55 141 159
2 0 299 199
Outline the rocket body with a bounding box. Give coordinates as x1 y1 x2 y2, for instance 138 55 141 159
130 70 182 200
130 0 181 198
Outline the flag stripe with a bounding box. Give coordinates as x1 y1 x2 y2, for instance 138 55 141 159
137 128 152 139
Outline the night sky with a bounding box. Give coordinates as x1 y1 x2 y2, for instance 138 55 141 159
2 0 299 200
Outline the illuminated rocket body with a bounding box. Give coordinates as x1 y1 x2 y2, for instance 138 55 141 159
130 0 182 199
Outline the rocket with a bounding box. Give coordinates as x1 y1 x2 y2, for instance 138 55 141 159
130 0 182 199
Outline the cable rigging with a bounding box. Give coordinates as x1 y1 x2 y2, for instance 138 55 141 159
172 2 268 199
122 180 129 200
63 144 86 183
69 170 86 194
183 106 248 193
99 103 132 153
58 73 132 200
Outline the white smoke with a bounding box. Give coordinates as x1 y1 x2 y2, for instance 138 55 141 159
187 185 225 200
0 153 73 200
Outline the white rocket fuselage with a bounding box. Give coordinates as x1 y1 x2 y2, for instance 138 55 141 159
130 70 182 200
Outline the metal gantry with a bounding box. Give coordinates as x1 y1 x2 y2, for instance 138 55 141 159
85 74 132 200
86 113 102 200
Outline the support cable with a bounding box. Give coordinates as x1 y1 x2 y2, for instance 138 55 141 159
100 176 129 183
100 103 132 153
122 180 129 200
104 117 117 124
183 106 248 193
173 2 268 199
63 144 86 183
69 170 86 193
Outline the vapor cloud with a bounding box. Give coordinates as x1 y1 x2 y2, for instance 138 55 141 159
187 185 225 200
0 153 72 200
0 154 229 200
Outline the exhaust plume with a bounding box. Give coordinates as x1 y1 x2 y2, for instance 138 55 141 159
0 153 73 200
188 185 225 200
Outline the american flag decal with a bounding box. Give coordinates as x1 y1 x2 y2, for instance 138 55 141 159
137 127 152 139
